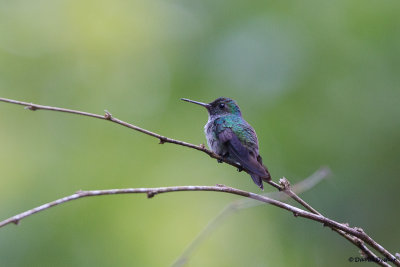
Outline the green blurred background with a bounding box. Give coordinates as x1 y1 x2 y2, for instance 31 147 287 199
1 0 399 266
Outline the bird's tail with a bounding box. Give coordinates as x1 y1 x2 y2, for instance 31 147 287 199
257 155 271 183
250 173 264 190
250 169 271 191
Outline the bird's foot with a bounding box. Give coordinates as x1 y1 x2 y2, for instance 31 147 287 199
217 152 230 164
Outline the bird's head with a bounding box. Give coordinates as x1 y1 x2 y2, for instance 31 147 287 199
181 97 241 117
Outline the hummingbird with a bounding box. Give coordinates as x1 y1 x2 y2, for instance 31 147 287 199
181 97 271 190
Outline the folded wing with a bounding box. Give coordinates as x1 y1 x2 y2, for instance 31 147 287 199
218 128 270 189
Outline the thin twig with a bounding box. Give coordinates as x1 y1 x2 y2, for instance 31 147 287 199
0 185 383 237
0 98 228 165
0 185 319 228
0 97 398 266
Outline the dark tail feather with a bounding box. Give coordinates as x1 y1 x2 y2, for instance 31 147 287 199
257 155 271 182
250 173 264 190
250 154 271 190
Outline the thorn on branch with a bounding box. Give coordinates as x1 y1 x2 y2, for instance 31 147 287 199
13 219 20 225
355 227 364 233
159 137 166 144
216 184 226 187
199 144 205 149
237 166 243 172
147 191 156 198
104 110 112 120
24 105 37 111
293 212 299 217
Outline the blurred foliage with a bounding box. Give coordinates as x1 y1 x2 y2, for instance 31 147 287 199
1 0 399 266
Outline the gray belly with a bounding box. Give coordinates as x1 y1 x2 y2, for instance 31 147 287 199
204 121 226 155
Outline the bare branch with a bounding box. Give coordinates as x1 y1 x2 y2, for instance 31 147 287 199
0 185 378 238
0 184 396 266
0 185 310 228
0 98 224 162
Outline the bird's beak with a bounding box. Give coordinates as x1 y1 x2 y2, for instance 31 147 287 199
181 98 210 109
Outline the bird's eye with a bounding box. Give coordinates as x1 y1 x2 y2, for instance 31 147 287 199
219 103 225 109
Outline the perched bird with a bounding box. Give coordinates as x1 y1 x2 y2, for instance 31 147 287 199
181 97 271 190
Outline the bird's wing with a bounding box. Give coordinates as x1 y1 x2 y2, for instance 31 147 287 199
218 127 267 178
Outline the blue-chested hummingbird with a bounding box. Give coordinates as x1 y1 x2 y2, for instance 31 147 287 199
181 97 271 190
